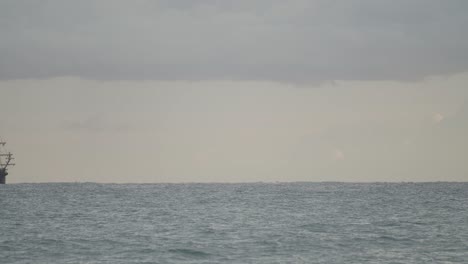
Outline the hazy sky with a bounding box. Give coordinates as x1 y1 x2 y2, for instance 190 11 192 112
1 0 467 183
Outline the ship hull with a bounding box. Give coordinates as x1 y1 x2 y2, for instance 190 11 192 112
0 169 7 184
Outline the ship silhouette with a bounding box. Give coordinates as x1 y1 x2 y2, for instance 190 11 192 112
0 138 15 184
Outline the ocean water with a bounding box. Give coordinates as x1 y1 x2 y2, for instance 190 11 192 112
1 183 467 263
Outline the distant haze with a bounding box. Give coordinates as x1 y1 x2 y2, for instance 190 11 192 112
1 0 467 183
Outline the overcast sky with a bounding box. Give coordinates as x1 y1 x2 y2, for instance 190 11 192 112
1 0 467 183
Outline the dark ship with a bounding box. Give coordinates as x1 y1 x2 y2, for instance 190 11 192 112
0 139 15 184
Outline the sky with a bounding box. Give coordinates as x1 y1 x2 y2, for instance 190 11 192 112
1 0 467 183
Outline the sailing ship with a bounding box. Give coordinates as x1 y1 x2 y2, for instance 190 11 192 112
0 139 15 184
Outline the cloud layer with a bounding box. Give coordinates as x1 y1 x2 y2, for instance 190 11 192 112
1 0 468 82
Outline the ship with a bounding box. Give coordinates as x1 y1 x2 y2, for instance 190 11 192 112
0 139 15 184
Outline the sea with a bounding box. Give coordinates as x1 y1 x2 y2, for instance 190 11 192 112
1 182 467 263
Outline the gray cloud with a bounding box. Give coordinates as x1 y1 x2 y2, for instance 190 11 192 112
1 0 468 82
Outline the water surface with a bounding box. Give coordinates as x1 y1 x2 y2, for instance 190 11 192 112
1 183 467 263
